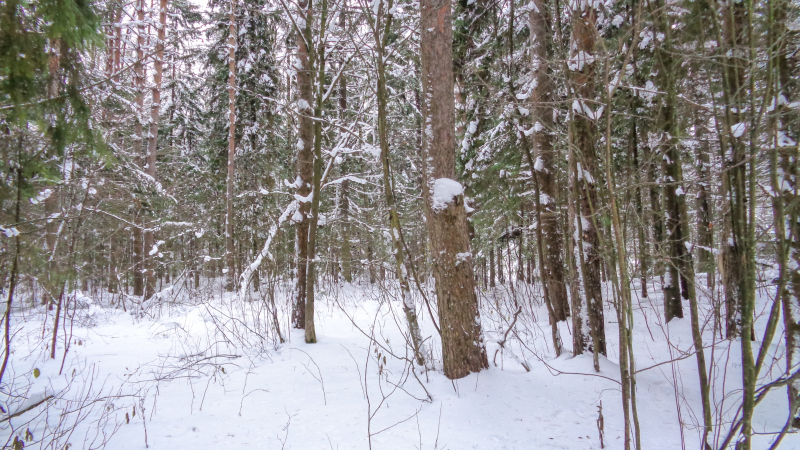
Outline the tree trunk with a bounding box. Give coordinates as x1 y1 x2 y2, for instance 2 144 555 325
292 3 314 329
224 0 237 291
133 0 146 297
419 0 488 379
652 2 711 442
367 243 377 284
631 120 648 300
252 237 260 291
339 183 352 283
772 0 800 427
374 0 425 365
489 246 495 287
108 236 118 294
336 9 351 283
304 0 328 343
718 0 756 444
528 0 569 322
570 0 606 362
43 40 61 307
144 0 168 299
516 231 524 282
657 55 684 322
694 109 714 286
646 146 664 280
566 154 586 355
497 245 504 283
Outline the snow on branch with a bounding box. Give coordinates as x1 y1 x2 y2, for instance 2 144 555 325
238 201 298 299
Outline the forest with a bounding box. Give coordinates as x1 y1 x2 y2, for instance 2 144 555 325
0 0 798 447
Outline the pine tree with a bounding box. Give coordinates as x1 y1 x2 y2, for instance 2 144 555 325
420 0 488 379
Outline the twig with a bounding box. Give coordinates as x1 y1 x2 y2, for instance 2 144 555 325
0 395 54 423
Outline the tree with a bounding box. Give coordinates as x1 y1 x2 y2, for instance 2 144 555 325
133 0 146 297
367 0 425 365
144 0 169 299
291 0 315 330
225 0 237 290
528 0 569 323
419 0 488 379
569 0 606 366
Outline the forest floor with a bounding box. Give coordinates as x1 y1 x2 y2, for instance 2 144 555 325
2 278 798 449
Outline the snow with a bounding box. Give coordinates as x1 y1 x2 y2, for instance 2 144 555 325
639 30 654 50
430 178 464 212
285 175 303 189
572 100 604 121
291 209 304 223
539 192 551 205
363 144 381 160
778 131 796 147
641 80 657 101
1 226 20 237
581 216 591 231
533 156 544 172
294 192 313 204
455 252 471 266
30 188 53 205
567 51 595 72
324 175 367 188
2 274 798 450
731 122 746 138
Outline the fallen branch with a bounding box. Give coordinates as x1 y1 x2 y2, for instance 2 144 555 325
0 393 54 423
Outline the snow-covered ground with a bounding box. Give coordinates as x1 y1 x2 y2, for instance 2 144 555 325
1 278 797 449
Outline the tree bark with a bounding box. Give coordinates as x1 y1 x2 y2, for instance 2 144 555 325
718 0 756 444
43 40 61 307
133 0 146 297
292 3 314 329
144 0 168 299
373 0 425 364
654 6 684 322
528 0 568 322
570 0 606 363
489 246 495 287
304 0 329 343
772 0 800 427
420 0 488 379
693 107 714 286
224 0 237 291
497 245 504 283
339 180 352 282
